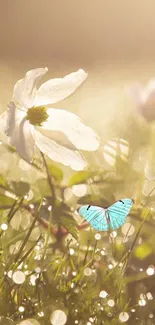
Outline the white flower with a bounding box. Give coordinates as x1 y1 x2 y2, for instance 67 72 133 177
129 80 155 122
0 68 99 170
129 79 155 180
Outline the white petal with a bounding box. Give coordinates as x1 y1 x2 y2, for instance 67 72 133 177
34 129 87 171
36 129 77 150
0 110 9 143
13 67 48 110
128 83 143 105
40 108 99 151
0 111 8 133
145 79 155 101
7 101 35 162
7 101 26 136
34 69 87 106
146 79 155 93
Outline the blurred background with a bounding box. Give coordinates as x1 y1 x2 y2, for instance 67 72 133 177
1 2 155 324
1 0 155 140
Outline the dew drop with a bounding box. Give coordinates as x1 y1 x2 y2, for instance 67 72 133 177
110 231 117 238
101 248 107 255
1 223 8 231
107 299 115 307
19 306 25 313
139 299 146 306
119 312 129 322
7 270 13 279
50 310 67 325
146 265 154 276
12 271 26 284
95 233 101 240
146 292 153 300
35 267 41 273
38 312 44 317
99 290 108 298
69 248 75 255
149 314 154 319
19 320 40 325
84 268 92 276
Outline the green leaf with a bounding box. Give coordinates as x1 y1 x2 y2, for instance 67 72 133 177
0 195 15 207
2 228 28 248
69 171 93 186
48 163 63 182
60 213 78 240
51 200 71 224
134 242 152 259
35 178 50 197
0 175 7 187
69 170 124 187
9 181 30 197
54 200 70 212
78 194 114 207
140 207 150 220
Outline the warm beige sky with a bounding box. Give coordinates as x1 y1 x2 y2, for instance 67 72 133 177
0 0 155 139
1 0 155 62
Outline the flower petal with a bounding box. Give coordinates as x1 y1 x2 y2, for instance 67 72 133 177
7 101 35 162
13 68 48 110
128 83 143 106
144 79 155 103
0 111 8 133
34 129 87 171
37 129 77 150
34 69 87 106
40 109 99 151
0 110 9 143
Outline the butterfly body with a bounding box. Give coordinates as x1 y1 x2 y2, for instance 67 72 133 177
78 199 133 231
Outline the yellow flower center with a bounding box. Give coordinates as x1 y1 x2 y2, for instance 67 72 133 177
26 106 49 126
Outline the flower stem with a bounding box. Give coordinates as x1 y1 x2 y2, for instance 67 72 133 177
40 151 56 201
8 197 24 223
24 204 58 236
11 200 43 269
135 172 145 205
16 235 42 268
42 209 53 260
126 210 150 266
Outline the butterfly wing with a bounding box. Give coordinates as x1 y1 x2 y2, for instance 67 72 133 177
107 198 133 230
78 205 109 231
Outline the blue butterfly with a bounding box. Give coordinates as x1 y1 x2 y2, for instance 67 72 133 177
78 198 134 231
